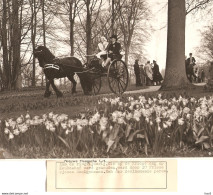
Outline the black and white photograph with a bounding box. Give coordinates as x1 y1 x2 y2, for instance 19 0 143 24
0 0 213 193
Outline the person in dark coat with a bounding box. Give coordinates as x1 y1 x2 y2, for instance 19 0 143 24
152 60 163 85
201 69 205 83
186 53 197 82
134 59 142 86
103 35 121 68
140 64 146 86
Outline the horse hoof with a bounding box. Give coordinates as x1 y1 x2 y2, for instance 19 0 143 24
44 91 51 98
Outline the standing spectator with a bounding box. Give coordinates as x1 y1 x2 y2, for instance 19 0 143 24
144 61 153 86
134 59 142 86
186 53 196 82
201 69 205 83
205 62 213 91
194 68 199 83
140 64 146 86
152 60 163 85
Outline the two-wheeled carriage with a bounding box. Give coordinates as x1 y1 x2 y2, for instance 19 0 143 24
81 55 129 95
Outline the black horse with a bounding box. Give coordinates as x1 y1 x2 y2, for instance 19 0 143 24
34 46 92 97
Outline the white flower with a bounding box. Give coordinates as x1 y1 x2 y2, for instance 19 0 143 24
61 122 67 130
4 128 10 134
19 124 28 133
169 112 178 121
118 102 123 106
133 110 141 121
48 112 54 119
183 107 190 114
49 127 56 132
81 119 89 126
9 133 14 140
68 119 76 126
25 113 30 119
128 97 134 101
186 114 191 119
156 117 161 123
100 125 106 131
54 121 59 127
166 120 172 127
77 125 83 131
209 106 213 113
178 118 184 126
126 112 133 120
5 121 9 127
163 123 168 129
129 105 134 110
13 129 20 136
118 117 126 124
9 120 16 129
57 114 68 122
16 117 23 124
42 114 48 120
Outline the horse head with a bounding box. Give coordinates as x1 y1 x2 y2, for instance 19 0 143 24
34 46 55 67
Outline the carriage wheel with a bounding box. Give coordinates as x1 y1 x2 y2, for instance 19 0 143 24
91 75 101 95
107 60 129 94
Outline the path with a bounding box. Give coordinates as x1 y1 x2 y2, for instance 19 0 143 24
125 86 160 94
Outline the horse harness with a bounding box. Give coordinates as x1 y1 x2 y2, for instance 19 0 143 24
43 64 60 70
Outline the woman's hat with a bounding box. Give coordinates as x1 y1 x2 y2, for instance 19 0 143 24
110 35 118 40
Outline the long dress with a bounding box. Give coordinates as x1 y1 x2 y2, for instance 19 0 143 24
96 41 108 59
144 63 153 85
152 64 163 83
205 63 213 91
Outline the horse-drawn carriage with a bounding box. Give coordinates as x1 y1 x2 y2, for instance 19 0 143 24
34 46 129 97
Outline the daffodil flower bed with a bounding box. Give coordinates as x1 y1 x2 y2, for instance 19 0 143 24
0 94 213 157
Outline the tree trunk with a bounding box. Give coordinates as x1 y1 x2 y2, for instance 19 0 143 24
124 45 129 65
86 0 92 60
31 0 37 87
160 0 193 90
12 0 22 90
41 0 46 47
111 0 115 35
1 0 10 89
69 0 75 56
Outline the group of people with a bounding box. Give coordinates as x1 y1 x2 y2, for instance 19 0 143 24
134 60 163 86
185 53 205 83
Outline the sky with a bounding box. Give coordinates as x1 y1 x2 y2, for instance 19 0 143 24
145 0 212 71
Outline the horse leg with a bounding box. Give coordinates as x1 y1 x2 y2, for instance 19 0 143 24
44 80 52 98
49 79 63 98
67 74 77 94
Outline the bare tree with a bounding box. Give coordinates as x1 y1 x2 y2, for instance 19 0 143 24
198 24 213 60
186 0 212 15
116 0 150 64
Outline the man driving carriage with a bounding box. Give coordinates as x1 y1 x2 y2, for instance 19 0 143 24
102 34 122 68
